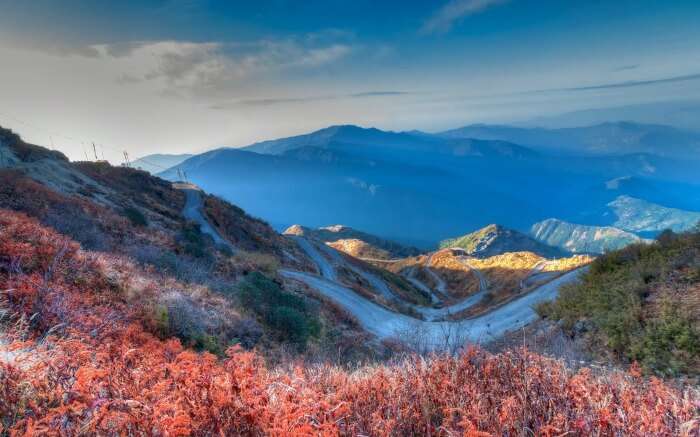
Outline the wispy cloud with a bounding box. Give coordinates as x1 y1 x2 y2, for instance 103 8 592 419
560 72 700 92
421 0 508 34
611 64 639 72
211 91 413 109
350 91 410 97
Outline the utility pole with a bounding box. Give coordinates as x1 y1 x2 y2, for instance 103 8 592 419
123 151 130 167
92 142 99 161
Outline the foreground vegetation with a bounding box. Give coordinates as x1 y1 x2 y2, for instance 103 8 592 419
1 211 698 435
538 226 700 376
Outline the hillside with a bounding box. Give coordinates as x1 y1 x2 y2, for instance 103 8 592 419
0 218 694 434
284 224 421 259
531 218 645 254
538 227 700 376
440 224 567 258
0 127 379 361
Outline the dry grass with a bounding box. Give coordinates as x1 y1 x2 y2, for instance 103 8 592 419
428 249 481 299
542 254 595 272
470 251 544 292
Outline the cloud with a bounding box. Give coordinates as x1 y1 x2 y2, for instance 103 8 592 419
421 0 507 34
560 72 700 92
611 64 639 72
210 91 412 109
350 91 410 97
104 35 355 98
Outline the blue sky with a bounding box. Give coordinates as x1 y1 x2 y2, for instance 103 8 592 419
1 0 699 161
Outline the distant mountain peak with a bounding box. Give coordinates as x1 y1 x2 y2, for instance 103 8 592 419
440 224 565 258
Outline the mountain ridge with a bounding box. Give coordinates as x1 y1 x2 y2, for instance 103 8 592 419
440 224 567 258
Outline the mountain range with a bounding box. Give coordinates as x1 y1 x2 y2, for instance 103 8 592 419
159 121 700 250
439 121 700 159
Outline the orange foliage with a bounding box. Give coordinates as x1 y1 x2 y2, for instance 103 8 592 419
1 209 698 436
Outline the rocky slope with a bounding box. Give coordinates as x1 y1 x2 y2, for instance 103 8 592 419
530 218 645 254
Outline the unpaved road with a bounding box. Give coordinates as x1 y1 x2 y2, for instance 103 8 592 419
316 242 397 301
290 236 581 324
281 267 585 349
180 187 236 251
288 236 337 281
425 253 448 299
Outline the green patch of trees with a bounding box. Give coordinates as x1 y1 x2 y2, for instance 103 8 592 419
237 271 320 348
538 229 700 376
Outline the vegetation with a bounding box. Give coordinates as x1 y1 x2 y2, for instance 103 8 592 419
237 271 320 347
0 206 698 436
123 205 148 227
538 228 700 376
176 221 212 259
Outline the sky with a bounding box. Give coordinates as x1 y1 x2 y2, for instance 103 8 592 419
1 0 699 162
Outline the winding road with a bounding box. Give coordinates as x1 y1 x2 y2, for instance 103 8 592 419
179 185 237 252
280 267 585 349
289 236 582 324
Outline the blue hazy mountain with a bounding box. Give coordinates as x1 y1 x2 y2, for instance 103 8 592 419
439 121 700 160
523 100 700 132
160 124 700 248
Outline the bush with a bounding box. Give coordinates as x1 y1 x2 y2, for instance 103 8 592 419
228 318 264 348
237 271 320 347
177 222 214 260
629 302 699 376
123 206 148 227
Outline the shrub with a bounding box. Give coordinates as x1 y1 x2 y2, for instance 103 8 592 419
228 318 264 349
177 222 213 260
237 271 320 347
123 206 148 227
630 302 699 376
